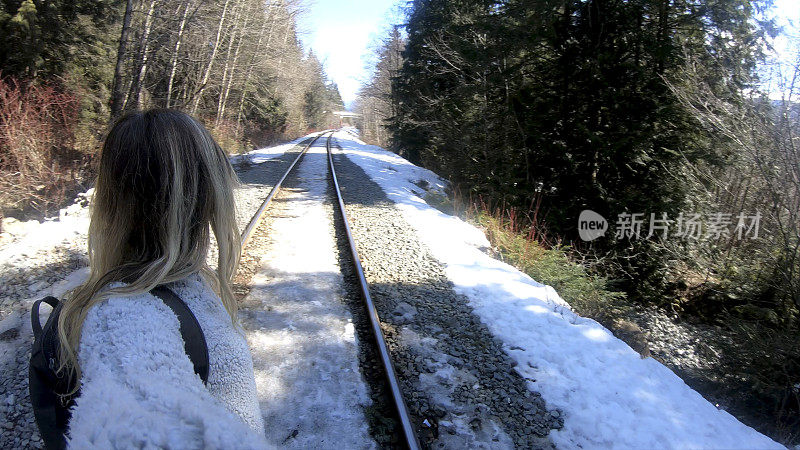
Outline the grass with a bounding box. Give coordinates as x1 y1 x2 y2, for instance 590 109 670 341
472 209 628 319
427 190 629 325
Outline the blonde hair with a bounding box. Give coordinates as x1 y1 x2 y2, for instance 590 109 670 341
57 109 241 387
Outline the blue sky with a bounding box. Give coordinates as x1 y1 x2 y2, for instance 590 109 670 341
298 0 800 109
765 0 800 98
297 0 403 109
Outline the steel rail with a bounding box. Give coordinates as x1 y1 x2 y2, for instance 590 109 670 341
326 133 421 450
240 131 330 250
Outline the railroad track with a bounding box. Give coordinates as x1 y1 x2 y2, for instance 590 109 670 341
239 130 421 450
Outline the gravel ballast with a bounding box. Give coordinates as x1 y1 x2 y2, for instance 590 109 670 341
329 141 562 449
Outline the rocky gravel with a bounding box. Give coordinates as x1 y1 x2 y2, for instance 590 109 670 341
330 139 562 449
628 306 727 377
625 305 760 415
0 334 43 449
229 138 313 299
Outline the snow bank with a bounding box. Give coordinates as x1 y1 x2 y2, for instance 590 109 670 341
332 129 783 450
0 190 91 265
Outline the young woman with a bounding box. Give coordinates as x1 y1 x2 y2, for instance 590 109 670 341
56 109 266 447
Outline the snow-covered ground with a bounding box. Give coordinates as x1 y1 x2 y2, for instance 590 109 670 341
239 140 375 448
0 192 93 343
0 191 92 309
231 135 316 165
332 128 783 450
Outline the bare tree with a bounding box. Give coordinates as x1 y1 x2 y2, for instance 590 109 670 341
189 0 232 115
110 0 135 118
166 0 195 107
105 0 338 147
668 48 800 312
127 0 158 109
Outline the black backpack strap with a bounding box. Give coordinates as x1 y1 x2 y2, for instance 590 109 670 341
31 296 60 340
151 286 210 384
29 296 71 450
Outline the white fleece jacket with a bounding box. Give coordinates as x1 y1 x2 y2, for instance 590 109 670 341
67 273 269 449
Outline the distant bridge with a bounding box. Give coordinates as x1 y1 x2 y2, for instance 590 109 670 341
333 111 361 126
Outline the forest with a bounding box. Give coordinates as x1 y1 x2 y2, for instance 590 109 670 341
1 0 798 445
0 0 343 219
356 0 799 445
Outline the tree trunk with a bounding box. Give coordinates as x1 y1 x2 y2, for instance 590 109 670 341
215 0 247 125
110 0 135 119
276 19 292 71
127 0 157 110
217 0 252 124
166 0 192 108
190 0 233 115
236 3 274 125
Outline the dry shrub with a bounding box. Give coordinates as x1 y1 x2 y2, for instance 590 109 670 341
442 192 629 322
0 73 84 218
209 119 249 155
244 124 283 149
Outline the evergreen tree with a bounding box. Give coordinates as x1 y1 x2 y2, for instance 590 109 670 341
301 51 341 129
0 0 116 78
356 26 404 149
391 0 766 300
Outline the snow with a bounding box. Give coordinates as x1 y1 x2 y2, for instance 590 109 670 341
240 139 375 448
230 134 323 165
0 190 91 283
332 128 784 450
0 189 92 313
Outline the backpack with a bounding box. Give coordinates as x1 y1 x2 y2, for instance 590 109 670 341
28 286 209 450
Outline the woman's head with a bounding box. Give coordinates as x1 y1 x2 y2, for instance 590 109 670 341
58 109 241 379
